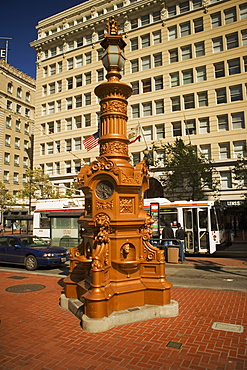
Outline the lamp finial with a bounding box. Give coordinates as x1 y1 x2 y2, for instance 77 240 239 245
106 16 120 35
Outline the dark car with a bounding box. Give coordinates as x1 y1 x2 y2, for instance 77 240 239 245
0 235 70 270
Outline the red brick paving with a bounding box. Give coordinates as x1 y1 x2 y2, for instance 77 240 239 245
0 270 246 370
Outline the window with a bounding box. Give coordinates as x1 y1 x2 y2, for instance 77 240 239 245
199 117 210 134
171 96 181 111
182 69 193 84
141 34 150 48
7 83 12 94
141 56 151 70
50 64 56 75
15 120 21 132
67 58 73 70
55 163 60 175
200 145 211 159
13 173 19 184
142 102 152 116
196 66 206 81
47 142 54 154
220 171 232 188
56 120 61 132
168 26 177 40
66 97 72 110
185 119 196 135
226 33 238 49
244 56 247 72
42 104 46 116
85 34 92 45
142 78 151 93
84 93 91 105
23 157 28 168
74 138 81 151
75 95 82 108
170 72 179 87
233 141 246 158
242 30 247 46
141 14 150 26
192 0 202 9
17 87 22 98
75 116 82 129
195 41 205 57
131 81 139 95
85 52 92 64
168 5 176 17
51 46 57 56
15 137 20 149
184 93 195 109
240 3 247 20
98 30 104 41
4 152 10 165
57 80 62 92
76 55 82 67
154 53 162 67
169 49 178 63
55 141 60 153
7 100 12 110
142 126 153 140
97 69 104 82
180 1 189 13
154 76 163 90
153 30 161 44
232 112 245 129
224 7 236 24
155 100 164 114
58 61 62 73
25 92 30 102
84 113 91 127
181 45 192 60
130 37 138 51
132 153 141 166
156 124 165 139
197 91 208 107
153 11 161 22
40 143 45 155
180 22 191 37
6 116 11 128
76 37 83 47
131 104 140 118
84 72 91 85
67 77 73 90
172 121 182 137
214 62 225 78
66 118 72 130
216 88 227 104
46 163 53 176
218 115 229 131
219 143 230 159
43 66 48 77
16 104 21 114
194 18 203 33
97 49 104 61
211 12 221 28
76 74 82 87
213 37 223 52
66 139 72 151
49 83 55 95
48 121 54 134
3 171 9 183
230 85 242 102
131 18 138 29
48 102 55 114
131 59 139 73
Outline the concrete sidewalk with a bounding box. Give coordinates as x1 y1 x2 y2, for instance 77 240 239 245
0 269 246 370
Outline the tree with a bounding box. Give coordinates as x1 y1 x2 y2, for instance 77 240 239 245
0 182 16 224
232 156 247 202
155 139 218 201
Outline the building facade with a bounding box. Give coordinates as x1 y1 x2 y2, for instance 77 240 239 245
30 0 247 204
0 59 35 198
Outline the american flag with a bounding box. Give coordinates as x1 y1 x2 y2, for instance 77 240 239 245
83 132 99 151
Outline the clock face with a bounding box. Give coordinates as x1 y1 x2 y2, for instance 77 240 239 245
96 180 114 200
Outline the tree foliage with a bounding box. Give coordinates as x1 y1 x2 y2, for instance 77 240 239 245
20 168 57 200
155 139 218 201
232 156 247 202
0 182 16 223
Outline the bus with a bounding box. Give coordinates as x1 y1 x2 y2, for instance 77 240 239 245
33 198 84 248
144 198 230 254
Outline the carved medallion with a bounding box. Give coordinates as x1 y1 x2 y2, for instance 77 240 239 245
120 198 134 213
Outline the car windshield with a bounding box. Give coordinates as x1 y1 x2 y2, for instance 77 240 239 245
21 236 50 247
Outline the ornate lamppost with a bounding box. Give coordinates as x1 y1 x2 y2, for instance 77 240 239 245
64 18 176 330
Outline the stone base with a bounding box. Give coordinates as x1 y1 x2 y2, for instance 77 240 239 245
60 293 179 333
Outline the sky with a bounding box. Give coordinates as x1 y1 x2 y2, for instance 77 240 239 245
0 0 86 79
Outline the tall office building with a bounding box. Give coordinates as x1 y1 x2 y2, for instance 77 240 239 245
0 59 35 198
30 0 247 207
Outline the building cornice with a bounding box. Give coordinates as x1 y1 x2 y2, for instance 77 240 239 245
0 59 35 87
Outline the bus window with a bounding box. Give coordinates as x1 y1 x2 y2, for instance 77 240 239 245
184 210 192 229
210 209 218 231
51 217 78 230
40 213 50 229
160 209 178 228
199 209 208 229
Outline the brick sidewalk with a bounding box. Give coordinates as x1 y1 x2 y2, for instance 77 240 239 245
0 270 246 370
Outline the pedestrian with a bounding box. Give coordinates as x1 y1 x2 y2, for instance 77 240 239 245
175 223 186 261
0 222 3 235
162 222 174 246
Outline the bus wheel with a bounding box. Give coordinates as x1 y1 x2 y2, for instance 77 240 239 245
25 255 38 271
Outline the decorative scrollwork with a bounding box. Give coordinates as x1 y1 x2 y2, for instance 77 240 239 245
90 156 114 173
100 141 128 156
91 213 112 271
120 198 133 213
96 200 113 210
101 100 127 114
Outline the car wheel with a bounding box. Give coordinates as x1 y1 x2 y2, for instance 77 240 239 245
25 255 38 271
